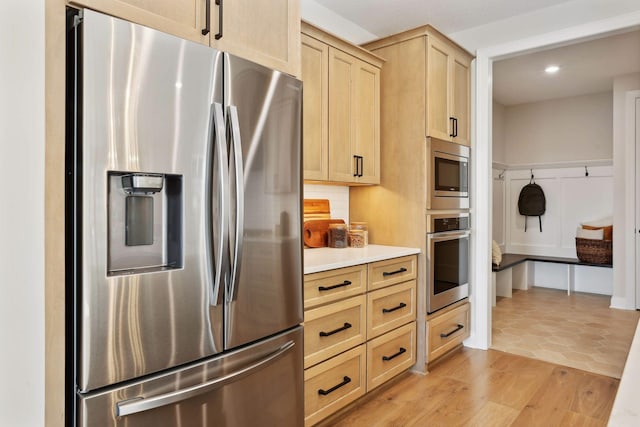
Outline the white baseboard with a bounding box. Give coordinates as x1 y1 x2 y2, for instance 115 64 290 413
610 296 636 310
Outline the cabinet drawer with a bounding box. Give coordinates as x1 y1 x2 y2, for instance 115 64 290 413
367 322 416 391
428 302 470 362
304 264 367 309
368 255 416 291
304 295 366 368
367 280 416 339
304 345 366 427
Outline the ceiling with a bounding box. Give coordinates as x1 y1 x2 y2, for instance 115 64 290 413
315 0 640 106
313 0 577 39
493 29 640 105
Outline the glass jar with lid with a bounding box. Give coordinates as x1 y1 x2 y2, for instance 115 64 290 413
328 223 348 248
348 229 366 248
349 222 368 246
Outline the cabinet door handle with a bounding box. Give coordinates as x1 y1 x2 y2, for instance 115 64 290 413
440 324 464 338
353 155 359 177
214 0 223 40
382 267 407 277
454 117 458 137
318 280 352 292
358 156 364 177
449 117 455 137
319 322 352 337
382 347 406 361
382 302 407 314
201 0 210 35
318 376 351 396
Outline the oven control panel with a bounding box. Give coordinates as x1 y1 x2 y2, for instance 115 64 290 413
428 214 470 233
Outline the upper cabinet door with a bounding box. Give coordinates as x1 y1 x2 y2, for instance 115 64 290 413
354 60 380 184
426 37 452 142
68 0 209 45
328 47 357 183
451 55 470 146
301 34 329 181
211 0 301 77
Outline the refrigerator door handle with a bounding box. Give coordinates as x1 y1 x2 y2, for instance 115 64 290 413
115 340 296 417
227 105 244 302
211 102 229 306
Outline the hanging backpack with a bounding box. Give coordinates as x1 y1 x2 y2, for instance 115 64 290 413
518 174 546 232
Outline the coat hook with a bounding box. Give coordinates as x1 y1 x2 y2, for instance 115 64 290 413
498 169 506 180
585 166 589 177
530 169 534 184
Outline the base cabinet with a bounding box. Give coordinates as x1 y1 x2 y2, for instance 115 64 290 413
427 301 470 363
304 345 367 427
303 255 417 426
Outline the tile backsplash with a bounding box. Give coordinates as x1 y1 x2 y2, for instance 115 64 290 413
303 184 349 223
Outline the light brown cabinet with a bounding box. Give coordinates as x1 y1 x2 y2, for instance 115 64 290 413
426 36 471 146
427 301 470 362
68 0 300 76
301 22 383 185
303 255 417 425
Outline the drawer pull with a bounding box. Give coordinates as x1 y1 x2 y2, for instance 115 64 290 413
319 322 352 337
382 302 407 314
318 280 352 292
318 376 351 396
440 324 464 338
382 267 407 277
382 347 407 362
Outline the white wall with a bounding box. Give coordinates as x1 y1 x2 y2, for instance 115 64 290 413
0 0 45 426
503 166 613 258
492 101 506 165
303 184 350 222
492 169 506 248
503 92 613 165
612 72 640 308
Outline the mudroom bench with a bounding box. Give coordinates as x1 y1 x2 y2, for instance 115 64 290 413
491 253 612 305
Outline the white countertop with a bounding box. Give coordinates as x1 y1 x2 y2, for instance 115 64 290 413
608 320 640 426
304 244 421 274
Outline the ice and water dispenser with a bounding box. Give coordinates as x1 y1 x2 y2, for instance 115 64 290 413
107 171 183 275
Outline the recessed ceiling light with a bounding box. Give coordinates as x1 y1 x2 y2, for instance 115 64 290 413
545 65 560 74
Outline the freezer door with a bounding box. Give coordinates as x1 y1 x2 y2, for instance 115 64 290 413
78 10 224 391
224 54 303 350
78 327 303 427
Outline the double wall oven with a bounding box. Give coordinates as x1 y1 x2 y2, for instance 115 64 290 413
426 213 470 314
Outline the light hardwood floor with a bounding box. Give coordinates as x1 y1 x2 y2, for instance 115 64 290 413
324 347 618 427
492 287 640 378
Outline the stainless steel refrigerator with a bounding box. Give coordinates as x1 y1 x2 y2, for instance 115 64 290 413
67 9 303 427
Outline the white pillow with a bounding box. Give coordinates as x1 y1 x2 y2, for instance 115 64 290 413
576 226 604 240
581 216 612 228
492 240 502 265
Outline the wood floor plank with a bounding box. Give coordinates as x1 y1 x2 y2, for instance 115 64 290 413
464 401 520 427
560 411 607 427
569 372 618 420
326 349 620 427
511 367 582 427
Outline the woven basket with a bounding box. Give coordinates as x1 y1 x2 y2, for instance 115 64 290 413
575 238 612 265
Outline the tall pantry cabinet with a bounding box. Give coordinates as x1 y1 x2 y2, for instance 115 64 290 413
301 22 384 184
66 0 301 77
350 25 474 370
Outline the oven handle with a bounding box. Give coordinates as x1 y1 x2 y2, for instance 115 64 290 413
428 230 470 242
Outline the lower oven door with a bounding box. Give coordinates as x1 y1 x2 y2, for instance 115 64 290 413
427 230 470 314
